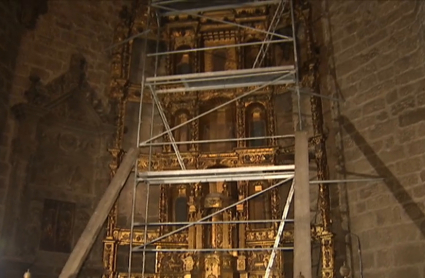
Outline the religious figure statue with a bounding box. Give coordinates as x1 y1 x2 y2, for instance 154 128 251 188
176 53 192 74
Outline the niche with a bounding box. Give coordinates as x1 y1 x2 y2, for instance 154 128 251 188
39 199 75 253
245 103 267 147
274 25 295 66
199 98 236 152
247 182 271 229
201 165 238 249
174 45 193 75
129 38 159 84
166 185 188 230
174 186 188 227
212 49 227 72
173 109 191 152
244 39 262 69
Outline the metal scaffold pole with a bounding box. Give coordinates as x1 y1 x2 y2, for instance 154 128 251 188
293 131 312 278
58 0 389 276
129 0 300 277
264 179 295 278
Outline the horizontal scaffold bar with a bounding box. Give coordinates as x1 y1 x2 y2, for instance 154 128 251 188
137 173 294 184
132 177 293 252
133 219 294 226
145 66 296 93
139 134 295 147
147 39 292 57
153 0 283 16
151 1 291 41
137 165 295 184
133 247 293 253
309 178 384 184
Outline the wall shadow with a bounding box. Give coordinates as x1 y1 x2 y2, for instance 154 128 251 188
338 115 425 237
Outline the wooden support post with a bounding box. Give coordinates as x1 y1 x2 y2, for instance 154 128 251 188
59 148 138 278
293 131 312 278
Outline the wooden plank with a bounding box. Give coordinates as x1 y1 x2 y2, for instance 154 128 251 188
59 148 138 278
293 131 312 278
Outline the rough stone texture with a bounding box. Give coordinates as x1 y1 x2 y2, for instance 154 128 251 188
0 0 127 277
320 0 425 277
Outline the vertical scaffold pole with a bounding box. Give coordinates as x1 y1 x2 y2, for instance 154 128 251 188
293 131 312 278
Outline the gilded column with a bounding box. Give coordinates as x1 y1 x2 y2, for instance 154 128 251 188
236 181 248 278
236 99 246 148
103 5 133 277
266 94 276 146
304 14 335 278
190 99 199 152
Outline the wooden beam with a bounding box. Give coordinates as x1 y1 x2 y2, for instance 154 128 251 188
293 131 312 278
59 148 138 278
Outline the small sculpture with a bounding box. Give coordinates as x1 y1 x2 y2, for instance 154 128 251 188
23 270 31 278
339 262 351 277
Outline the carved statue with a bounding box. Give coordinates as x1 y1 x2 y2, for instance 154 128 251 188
176 53 192 74
184 256 195 272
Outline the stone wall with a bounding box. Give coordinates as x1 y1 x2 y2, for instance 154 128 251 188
0 1 24 240
0 0 129 277
319 1 425 277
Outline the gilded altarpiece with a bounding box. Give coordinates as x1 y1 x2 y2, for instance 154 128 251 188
104 1 334 278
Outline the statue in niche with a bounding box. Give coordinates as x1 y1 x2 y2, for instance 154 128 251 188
174 111 190 151
176 53 192 74
174 186 188 228
247 106 267 147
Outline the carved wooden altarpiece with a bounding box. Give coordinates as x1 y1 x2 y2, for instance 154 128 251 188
104 1 334 278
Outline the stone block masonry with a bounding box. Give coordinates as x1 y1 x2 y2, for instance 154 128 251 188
321 0 425 277
0 0 130 277
0 1 24 246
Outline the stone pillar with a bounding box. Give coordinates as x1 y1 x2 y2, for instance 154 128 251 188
293 131 312 278
2 105 44 256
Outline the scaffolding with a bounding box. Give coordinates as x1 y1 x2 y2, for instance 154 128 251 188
129 0 304 277
56 2 387 278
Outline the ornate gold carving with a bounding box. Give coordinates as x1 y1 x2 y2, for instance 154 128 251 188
237 148 276 165
183 255 195 272
319 230 335 278
172 30 196 48
105 1 335 277
301 3 335 277
157 252 185 273
115 229 188 245
117 273 156 278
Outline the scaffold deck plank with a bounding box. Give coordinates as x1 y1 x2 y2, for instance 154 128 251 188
152 0 282 16
145 66 296 93
137 164 295 184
